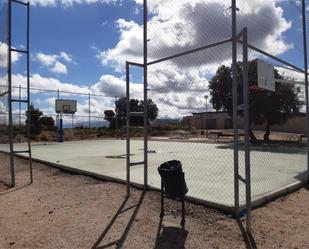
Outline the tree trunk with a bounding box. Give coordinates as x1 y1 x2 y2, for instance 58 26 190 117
263 124 271 141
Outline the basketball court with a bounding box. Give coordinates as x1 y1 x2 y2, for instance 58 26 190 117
1 139 306 208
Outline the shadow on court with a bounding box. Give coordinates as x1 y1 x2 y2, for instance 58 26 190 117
216 143 307 155
91 191 145 249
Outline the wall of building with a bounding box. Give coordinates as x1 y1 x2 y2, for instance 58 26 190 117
238 116 306 134
185 112 306 134
184 112 232 130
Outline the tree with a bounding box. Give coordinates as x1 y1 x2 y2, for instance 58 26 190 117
104 110 116 129
209 60 303 141
104 98 159 129
26 104 56 134
39 116 55 131
26 104 43 135
139 99 159 122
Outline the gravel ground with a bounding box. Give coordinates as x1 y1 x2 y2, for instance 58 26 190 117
0 153 308 249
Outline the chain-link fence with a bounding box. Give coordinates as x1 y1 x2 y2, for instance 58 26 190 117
236 0 309 232
125 0 309 233
0 85 123 143
1 0 308 235
146 1 236 207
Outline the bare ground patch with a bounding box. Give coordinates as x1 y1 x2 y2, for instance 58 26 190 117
0 154 308 249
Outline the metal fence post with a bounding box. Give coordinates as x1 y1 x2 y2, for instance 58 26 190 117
26 1 33 183
301 0 309 183
88 92 91 128
143 0 148 190
19 85 21 126
126 62 130 196
243 27 252 233
57 89 60 133
8 0 15 187
232 0 240 215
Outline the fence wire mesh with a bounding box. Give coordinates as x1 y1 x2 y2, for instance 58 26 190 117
146 0 237 207
0 85 118 143
143 0 309 211
0 0 307 220
236 1 308 210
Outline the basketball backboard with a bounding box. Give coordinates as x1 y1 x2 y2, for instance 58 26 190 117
55 99 77 114
257 59 275 91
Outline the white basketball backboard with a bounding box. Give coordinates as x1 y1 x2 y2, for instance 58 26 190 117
55 99 77 114
257 59 275 91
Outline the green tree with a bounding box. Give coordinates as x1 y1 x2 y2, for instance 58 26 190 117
39 116 55 131
105 98 159 129
139 99 159 122
104 110 116 129
26 104 43 135
209 60 303 141
26 104 56 134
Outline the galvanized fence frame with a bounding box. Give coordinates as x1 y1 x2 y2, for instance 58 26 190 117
125 0 309 234
1 0 307 236
0 85 113 129
125 0 253 231
6 0 33 187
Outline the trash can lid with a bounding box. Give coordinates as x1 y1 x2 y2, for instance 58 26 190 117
158 160 182 176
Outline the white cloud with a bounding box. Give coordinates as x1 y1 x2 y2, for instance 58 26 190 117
35 52 73 74
36 53 57 66
99 0 292 72
91 74 143 98
5 73 123 119
96 19 143 72
59 52 73 63
94 0 294 118
51 61 68 74
0 43 22 68
29 0 121 7
89 70 211 118
12 73 90 94
3 1 298 120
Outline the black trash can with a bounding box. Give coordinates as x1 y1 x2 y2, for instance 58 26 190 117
158 160 188 198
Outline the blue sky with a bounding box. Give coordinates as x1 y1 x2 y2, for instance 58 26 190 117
14 1 142 84
1 0 309 121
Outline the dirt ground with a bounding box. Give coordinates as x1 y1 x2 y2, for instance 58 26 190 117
0 154 308 249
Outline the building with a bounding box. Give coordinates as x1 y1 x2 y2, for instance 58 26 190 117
184 112 306 134
183 112 232 130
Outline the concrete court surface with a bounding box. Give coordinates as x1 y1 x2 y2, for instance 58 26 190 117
1 139 307 207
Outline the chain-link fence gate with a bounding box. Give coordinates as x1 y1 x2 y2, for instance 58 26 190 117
0 0 32 188
126 0 309 233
